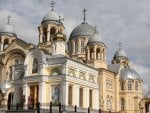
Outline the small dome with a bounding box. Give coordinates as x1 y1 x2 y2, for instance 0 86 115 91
88 33 102 44
42 10 59 23
0 24 16 36
120 68 141 80
0 80 12 93
70 23 97 39
114 48 128 59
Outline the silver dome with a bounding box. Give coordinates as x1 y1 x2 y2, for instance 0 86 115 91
0 24 16 36
88 33 102 43
70 23 97 39
114 48 128 59
0 80 12 93
42 10 59 23
120 68 141 80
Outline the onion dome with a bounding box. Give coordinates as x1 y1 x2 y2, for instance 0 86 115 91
88 32 102 44
70 23 97 39
52 32 66 42
0 80 12 93
120 68 141 80
114 48 128 59
42 10 59 23
42 1 60 23
0 16 16 37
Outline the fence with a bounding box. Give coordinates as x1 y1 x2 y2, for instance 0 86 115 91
4 102 117 113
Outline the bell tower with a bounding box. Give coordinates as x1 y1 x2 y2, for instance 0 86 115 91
38 0 65 54
112 43 129 67
0 15 16 52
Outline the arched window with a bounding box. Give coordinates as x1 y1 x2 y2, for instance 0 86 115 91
43 36 47 43
81 41 84 53
90 49 94 60
50 27 56 35
96 48 100 59
43 28 47 42
51 68 61 76
4 39 9 49
75 40 78 53
32 58 38 73
135 81 138 91
128 81 132 90
121 98 125 110
120 81 124 90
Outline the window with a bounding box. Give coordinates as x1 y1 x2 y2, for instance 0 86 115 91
50 27 56 35
96 48 100 59
4 39 9 49
68 86 73 105
120 81 124 90
135 81 138 91
32 58 38 73
128 81 132 90
90 49 94 60
51 68 61 76
121 98 125 110
81 41 84 53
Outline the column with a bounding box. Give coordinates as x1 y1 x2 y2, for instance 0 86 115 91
39 27 43 43
61 81 68 106
34 86 38 105
23 83 30 109
13 86 19 105
83 87 89 108
94 46 96 60
1 94 8 110
0 42 3 51
38 82 46 104
76 85 80 106
92 89 99 109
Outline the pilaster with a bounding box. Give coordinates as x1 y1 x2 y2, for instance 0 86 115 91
23 83 30 109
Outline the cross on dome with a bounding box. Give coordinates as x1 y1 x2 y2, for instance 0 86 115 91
94 25 97 34
50 0 55 11
119 42 122 49
82 8 87 23
7 15 11 24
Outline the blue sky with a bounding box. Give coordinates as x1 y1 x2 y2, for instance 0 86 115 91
0 0 150 92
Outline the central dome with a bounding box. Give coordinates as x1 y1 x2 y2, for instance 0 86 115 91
42 10 59 23
70 23 97 39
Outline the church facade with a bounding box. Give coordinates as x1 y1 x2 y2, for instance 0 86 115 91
0 2 149 113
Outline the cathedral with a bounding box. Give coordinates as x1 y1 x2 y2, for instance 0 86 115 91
0 1 150 113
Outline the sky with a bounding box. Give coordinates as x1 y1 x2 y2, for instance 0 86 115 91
0 0 150 93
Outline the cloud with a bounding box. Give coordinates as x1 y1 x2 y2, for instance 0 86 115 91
0 0 150 89
0 9 38 44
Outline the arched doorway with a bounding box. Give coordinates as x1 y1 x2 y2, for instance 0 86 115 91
7 92 13 110
140 98 150 113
